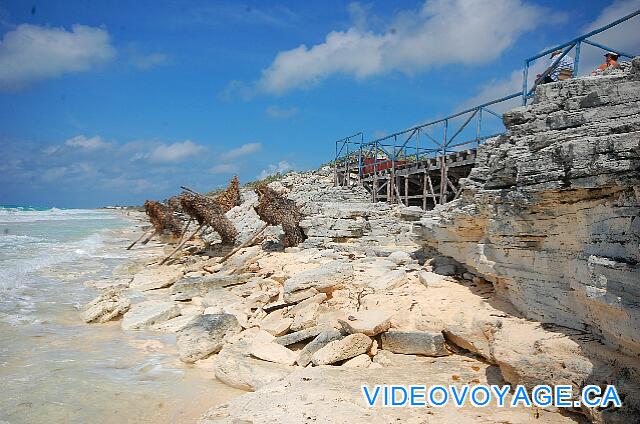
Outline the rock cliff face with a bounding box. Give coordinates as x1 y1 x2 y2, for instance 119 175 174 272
414 58 640 356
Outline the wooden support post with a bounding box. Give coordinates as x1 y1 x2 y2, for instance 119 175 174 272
394 182 403 206
373 175 378 202
426 174 438 206
422 172 427 210
440 156 448 204
404 176 409 206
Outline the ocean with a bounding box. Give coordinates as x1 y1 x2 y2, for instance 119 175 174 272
0 206 238 424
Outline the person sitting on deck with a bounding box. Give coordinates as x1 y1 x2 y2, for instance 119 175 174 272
538 50 574 84
592 51 621 74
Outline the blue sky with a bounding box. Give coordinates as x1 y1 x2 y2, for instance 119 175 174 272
0 0 638 208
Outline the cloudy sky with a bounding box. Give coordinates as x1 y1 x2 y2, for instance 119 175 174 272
0 0 638 207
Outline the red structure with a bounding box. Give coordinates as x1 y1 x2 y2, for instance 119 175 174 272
361 158 406 174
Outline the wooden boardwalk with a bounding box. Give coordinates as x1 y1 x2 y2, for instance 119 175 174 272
334 149 477 210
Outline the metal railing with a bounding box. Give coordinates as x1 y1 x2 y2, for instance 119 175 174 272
333 9 639 181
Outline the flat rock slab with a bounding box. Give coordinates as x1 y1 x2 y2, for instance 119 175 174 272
260 309 293 336
251 342 297 365
381 330 450 356
274 325 326 346
121 300 181 330
296 329 344 367
339 310 391 336
171 274 251 301
130 267 183 291
177 314 241 363
200 356 576 424
213 344 294 392
369 269 407 291
311 333 372 365
283 262 353 301
81 290 130 323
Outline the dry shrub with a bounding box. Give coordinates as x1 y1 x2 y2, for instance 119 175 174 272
180 193 238 245
253 184 306 247
144 200 183 237
216 176 241 213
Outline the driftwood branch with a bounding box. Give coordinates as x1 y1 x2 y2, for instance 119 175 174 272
203 223 269 273
160 223 205 265
126 227 154 250
141 230 158 245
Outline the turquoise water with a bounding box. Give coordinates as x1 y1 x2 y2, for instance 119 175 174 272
0 207 239 424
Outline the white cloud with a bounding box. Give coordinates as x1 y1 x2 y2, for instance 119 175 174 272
222 142 262 159
257 0 545 94
579 0 640 71
209 163 240 174
258 160 293 179
266 105 299 118
148 140 205 163
461 0 640 114
0 24 116 91
65 134 108 150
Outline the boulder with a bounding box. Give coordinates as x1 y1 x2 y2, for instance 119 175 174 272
286 293 327 316
369 269 407 290
342 354 371 368
339 310 391 336
387 251 412 265
121 300 181 330
81 289 130 323
290 303 319 332
274 325 326 346
260 309 293 336
130 267 183 291
250 342 297 366
176 314 241 363
380 330 450 356
171 274 251 301
311 333 372 365
213 343 293 391
283 262 353 301
296 329 344 367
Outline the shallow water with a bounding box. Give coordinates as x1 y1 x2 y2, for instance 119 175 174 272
0 206 240 424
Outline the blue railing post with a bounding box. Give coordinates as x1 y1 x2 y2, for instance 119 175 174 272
574 41 581 76
522 60 529 106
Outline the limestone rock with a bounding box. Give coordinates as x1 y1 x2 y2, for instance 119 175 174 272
290 303 319 332
171 274 251 301
369 269 407 290
260 309 293 336
412 65 640 357
283 262 353 301
342 354 371 368
296 329 344 367
250 342 297 366
339 310 391 336
130 266 183 291
387 251 412 265
274 325 326 346
200 357 576 423
176 314 241 363
381 330 450 356
81 290 131 323
121 300 181 330
311 333 372 365
213 344 293 391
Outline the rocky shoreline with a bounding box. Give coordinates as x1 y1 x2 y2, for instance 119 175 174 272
81 60 639 424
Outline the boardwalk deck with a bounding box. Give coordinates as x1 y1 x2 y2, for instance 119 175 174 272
335 149 476 210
